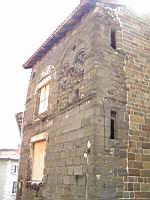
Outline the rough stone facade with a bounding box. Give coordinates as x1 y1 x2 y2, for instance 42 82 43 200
17 1 150 200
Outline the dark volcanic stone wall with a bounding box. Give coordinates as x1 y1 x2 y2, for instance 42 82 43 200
89 4 128 200
18 8 99 200
17 2 150 200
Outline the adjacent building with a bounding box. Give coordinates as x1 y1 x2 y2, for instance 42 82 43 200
17 0 150 199
0 149 19 200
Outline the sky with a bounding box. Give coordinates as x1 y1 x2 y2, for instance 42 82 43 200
0 0 149 149
0 0 80 149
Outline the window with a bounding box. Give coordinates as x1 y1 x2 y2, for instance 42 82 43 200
39 84 49 114
110 111 117 139
111 30 116 49
11 164 18 174
73 88 80 101
12 181 17 193
32 140 46 181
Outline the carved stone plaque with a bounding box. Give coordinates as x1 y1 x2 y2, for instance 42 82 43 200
40 65 56 80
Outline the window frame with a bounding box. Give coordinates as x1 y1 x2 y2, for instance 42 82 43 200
34 76 51 115
111 30 116 49
38 84 50 114
30 132 48 182
11 164 18 174
12 181 17 194
110 111 117 139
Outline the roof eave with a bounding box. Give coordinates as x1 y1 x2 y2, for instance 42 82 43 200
23 0 95 69
23 0 126 69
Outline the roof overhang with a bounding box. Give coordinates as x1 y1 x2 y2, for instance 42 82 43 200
23 0 125 69
0 158 19 161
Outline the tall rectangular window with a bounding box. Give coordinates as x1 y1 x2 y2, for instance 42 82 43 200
111 30 116 49
110 111 117 139
39 84 49 114
12 181 17 193
32 140 46 181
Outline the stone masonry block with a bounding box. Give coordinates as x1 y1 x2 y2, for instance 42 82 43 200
74 165 83 175
68 166 74 175
63 176 70 185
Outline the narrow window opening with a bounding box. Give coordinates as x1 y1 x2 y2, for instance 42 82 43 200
75 88 79 100
111 30 116 49
72 45 76 51
110 111 116 139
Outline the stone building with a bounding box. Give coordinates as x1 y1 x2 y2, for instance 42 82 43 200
0 149 19 200
17 0 150 199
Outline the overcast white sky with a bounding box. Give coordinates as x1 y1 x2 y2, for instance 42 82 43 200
0 0 149 149
0 0 79 149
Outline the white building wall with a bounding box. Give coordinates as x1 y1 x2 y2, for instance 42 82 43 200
0 159 18 200
0 160 7 199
